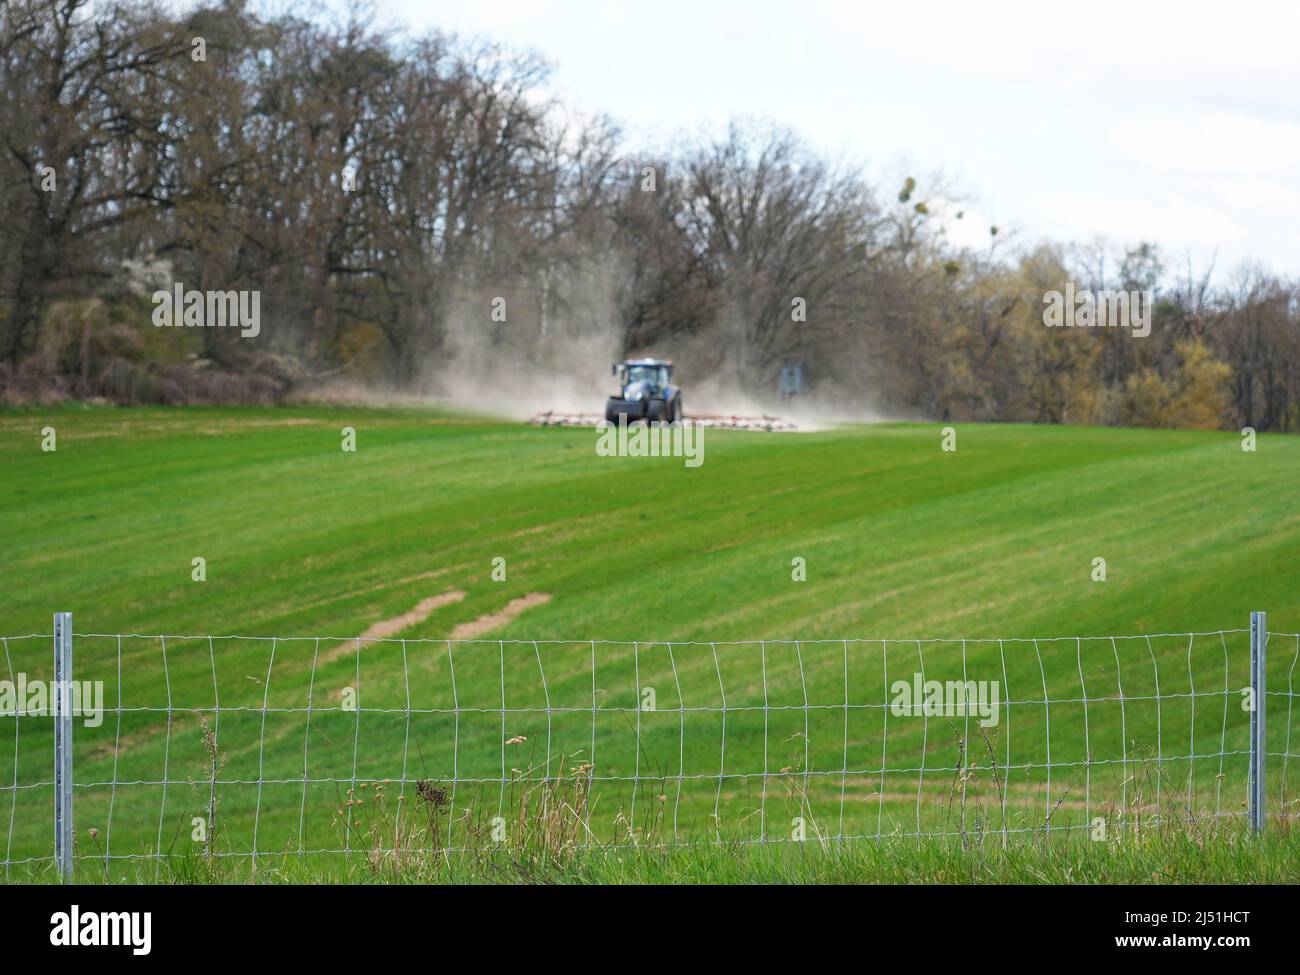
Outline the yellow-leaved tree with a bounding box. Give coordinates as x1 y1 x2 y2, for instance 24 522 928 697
1120 339 1231 429
1171 339 1232 430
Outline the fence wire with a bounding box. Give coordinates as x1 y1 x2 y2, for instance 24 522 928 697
1 628 1297 874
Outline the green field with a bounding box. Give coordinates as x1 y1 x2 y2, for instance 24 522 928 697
2 406 1299 883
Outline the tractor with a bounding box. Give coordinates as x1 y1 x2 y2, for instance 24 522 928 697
605 358 683 424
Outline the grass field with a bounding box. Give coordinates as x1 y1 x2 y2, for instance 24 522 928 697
2 405 1299 883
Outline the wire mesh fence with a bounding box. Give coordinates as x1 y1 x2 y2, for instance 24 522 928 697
2 617 1296 877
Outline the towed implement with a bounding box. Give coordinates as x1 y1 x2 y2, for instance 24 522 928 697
528 357 798 431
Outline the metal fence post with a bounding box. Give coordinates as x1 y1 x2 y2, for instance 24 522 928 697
54 612 73 882
1249 611 1267 835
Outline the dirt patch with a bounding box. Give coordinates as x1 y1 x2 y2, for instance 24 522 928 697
322 590 466 663
449 592 552 640
360 590 467 641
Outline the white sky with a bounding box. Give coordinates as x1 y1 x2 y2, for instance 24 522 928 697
383 0 1300 280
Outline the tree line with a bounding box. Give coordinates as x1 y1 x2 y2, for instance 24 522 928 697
2 0 1297 430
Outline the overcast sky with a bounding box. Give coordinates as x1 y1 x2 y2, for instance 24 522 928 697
386 0 1299 281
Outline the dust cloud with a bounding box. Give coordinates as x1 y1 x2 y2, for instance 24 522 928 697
300 255 890 429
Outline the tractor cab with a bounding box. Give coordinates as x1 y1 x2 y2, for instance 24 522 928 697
606 358 682 424
614 359 672 394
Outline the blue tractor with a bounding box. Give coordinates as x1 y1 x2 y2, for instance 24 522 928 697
605 358 683 424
